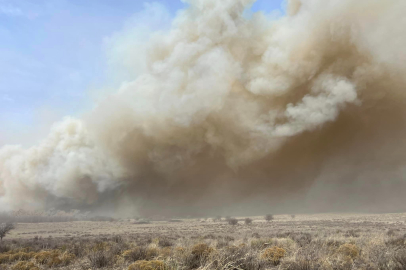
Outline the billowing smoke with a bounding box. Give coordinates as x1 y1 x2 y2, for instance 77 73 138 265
1 0 406 217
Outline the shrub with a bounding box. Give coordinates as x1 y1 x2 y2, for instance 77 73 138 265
160 247 172 258
183 243 214 269
387 229 396 237
112 235 124 243
291 215 296 219
159 238 174 247
228 218 238 225
0 243 10 253
261 246 286 265
290 233 312 247
245 218 253 225
88 250 111 268
146 247 159 259
122 246 158 261
59 252 76 266
128 260 167 270
265 215 274 222
191 243 213 257
11 262 40 270
69 244 84 257
214 246 259 270
122 247 147 262
0 223 15 241
337 243 360 259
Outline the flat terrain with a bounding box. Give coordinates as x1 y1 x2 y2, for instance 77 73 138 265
10 213 406 240
1 213 406 269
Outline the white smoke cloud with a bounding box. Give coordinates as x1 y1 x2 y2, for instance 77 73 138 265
1 0 406 216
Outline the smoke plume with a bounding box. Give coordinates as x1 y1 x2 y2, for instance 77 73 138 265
1 0 406 216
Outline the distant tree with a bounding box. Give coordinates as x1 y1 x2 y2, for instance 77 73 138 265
244 218 253 225
265 214 274 222
0 223 15 241
228 218 238 225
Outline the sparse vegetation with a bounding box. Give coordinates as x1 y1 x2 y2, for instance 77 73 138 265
245 218 253 225
0 223 15 241
0 213 404 269
265 214 274 222
227 218 238 225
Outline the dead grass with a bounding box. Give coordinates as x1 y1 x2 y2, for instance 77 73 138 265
11 262 40 270
260 246 286 265
337 243 360 259
128 260 167 270
0 213 405 269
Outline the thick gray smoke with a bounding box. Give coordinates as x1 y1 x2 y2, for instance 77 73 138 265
1 0 406 217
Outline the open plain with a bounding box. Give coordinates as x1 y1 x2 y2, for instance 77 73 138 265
1 213 406 269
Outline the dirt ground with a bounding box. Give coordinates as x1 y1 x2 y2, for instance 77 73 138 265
9 213 406 240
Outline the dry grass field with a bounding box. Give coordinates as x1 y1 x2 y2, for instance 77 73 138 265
1 213 406 270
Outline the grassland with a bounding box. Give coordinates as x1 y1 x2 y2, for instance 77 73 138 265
0 213 406 269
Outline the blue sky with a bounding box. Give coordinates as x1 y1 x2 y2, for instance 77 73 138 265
0 0 284 146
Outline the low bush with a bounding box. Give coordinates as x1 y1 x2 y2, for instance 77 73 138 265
123 247 148 262
228 218 238 225
265 214 274 222
245 218 253 225
261 246 286 265
337 243 360 259
88 250 111 268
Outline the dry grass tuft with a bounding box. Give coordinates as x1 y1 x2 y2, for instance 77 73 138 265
191 243 213 257
337 243 360 259
0 252 36 264
34 250 75 267
0 255 9 264
11 262 40 270
128 260 167 270
160 247 172 258
146 247 159 259
261 246 286 265
122 247 150 262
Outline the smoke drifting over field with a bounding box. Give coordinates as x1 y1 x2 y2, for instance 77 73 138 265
1 0 406 217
